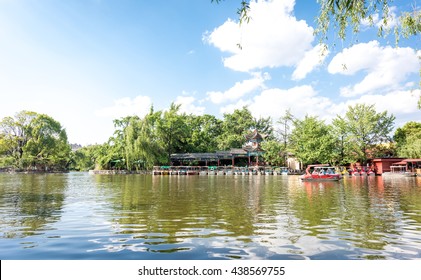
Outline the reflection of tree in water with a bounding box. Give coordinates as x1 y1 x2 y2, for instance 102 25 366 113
95 175 284 244
0 174 66 238
290 178 405 253
388 177 421 226
289 181 341 237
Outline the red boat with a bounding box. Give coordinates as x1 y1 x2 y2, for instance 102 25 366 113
300 164 342 181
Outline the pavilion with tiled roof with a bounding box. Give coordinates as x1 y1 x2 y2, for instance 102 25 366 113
170 130 267 167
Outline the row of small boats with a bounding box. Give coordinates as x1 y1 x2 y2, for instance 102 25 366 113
153 164 418 179
152 166 290 176
300 164 419 181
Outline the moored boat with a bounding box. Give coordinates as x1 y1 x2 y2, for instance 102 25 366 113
225 166 234 175
199 166 208 175
186 166 199 175
217 166 225 176
178 166 187 175
208 166 217 175
152 166 160 175
264 167 273 175
241 167 249 175
300 164 341 181
233 167 242 175
280 167 289 175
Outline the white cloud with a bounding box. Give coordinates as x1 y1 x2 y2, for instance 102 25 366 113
339 89 421 116
328 41 419 97
219 99 253 115
218 85 420 133
95 95 152 119
292 44 328 80
174 94 205 115
218 85 335 121
248 85 335 121
204 0 314 72
207 72 270 104
203 19 241 54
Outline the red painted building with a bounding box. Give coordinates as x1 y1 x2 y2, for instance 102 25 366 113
371 158 404 175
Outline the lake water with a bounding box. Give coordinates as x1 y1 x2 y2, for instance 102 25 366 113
0 172 420 260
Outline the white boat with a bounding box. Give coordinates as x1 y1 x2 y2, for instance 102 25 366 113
217 167 225 176
199 166 208 175
241 168 249 175
264 167 273 175
233 167 242 175
280 167 289 175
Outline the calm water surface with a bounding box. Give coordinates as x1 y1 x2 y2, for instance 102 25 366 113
0 172 420 260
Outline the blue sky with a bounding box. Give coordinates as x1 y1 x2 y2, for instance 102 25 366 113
0 0 419 145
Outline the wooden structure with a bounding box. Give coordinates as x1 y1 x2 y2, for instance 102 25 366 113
170 149 249 167
242 129 266 166
371 158 421 175
390 159 421 176
171 129 267 167
371 158 404 175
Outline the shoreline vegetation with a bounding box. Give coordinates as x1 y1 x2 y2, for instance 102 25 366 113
1 104 420 174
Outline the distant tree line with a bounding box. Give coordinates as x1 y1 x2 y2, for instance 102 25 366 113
1 104 420 172
70 104 273 171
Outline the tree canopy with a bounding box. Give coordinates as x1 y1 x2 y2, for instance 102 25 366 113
288 115 336 166
2 104 416 172
394 121 421 158
333 104 395 164
0 111 70 171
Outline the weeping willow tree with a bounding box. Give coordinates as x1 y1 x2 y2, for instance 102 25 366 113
315 0 420 41
315 0 421 107
213 0 421 107
124 111 166 170
213 0 420 41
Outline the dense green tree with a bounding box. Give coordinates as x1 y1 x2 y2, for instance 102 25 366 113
128 111 166 169
394 121 421 158
0 111 70 170
252 116 274 140
331 115 352 165
23 114 71 170
398 134 421 158
0 111 38 168
156 103 189 163
70 145 97 171
335 104 395 164
289 115 336 166
394 121 421 148
185 114 222 153
261 140 285 166
218 107 255 150
92 142 114 170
